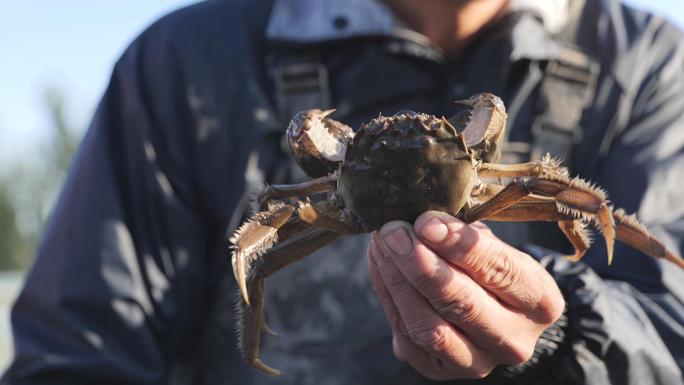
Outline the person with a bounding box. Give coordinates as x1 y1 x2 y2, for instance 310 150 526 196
3 0 684 384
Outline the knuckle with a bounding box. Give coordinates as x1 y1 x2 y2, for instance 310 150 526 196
389 314 409 337
407 322 452 352
530 267 565 328
485 257 517 290
533 283 565 325
538 298 565 325
432 291 479 325
474 250 520 291
383 270 412 293
500 338 536 366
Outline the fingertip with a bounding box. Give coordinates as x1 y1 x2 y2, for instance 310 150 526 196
415 211 469 246
379 220 413 238
378 221 415 257
414 211 458 230
417 216 450 244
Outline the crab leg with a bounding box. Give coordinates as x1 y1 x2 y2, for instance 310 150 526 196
476 190 684 268
231 202 296 304
298 200 362 234
461 176 615 263
231 198 358 305
478 154 569 179
557 220 592 262
230 197 361 375
481 197 575 222
479 197 591 261
612 209 684 269
255 173 337 209
236 228 341 376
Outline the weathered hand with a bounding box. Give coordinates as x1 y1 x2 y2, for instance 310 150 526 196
367 211 565 380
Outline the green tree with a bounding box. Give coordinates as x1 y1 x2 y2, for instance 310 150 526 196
0 86 81 270
0 183 25 270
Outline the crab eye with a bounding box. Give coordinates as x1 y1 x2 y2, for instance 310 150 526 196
393 110 418 117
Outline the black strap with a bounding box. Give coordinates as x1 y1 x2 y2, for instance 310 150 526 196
529 43 599 165
270 51 332 125
526 0 597 167
269 51 334 182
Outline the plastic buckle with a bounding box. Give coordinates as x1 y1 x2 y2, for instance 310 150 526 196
273 60 331 123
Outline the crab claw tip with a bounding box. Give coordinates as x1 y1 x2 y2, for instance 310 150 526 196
454 98 473 106
232 253 251 305
321 108 336 118
262 321 279 337
251 358 282 376
598 204 616 266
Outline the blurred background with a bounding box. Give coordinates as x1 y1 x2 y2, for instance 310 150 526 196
0 0 681 373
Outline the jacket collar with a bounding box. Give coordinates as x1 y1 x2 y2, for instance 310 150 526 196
266 0 569 61
266 0 395 43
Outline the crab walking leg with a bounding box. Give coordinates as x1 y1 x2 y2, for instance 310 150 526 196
232 197 360 304
461 177 616 263
237 271 274 374
483 198 576 222
482 197 591 261
478 154 569 178
613 209 684 269
231 203 297 304
480 196 684 269
255 173 337 209
258 228 343 277
558 220 593 262
297 200 362 234
238 229 342 376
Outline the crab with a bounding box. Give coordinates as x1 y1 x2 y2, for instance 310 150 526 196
230 93 684 375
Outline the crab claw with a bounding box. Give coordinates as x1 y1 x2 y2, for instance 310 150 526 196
230 203 295 304
455 93 506 111
286 109 354 178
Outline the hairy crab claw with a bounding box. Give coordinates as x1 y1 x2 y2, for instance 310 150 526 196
287 109 355 178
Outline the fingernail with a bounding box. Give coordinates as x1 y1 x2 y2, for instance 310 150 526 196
380 225 414 257
419 216 449 243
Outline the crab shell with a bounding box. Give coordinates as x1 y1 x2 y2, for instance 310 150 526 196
337 113 478 231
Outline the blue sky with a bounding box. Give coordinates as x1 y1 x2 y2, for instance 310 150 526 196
0 0 197 166
0 0 682 167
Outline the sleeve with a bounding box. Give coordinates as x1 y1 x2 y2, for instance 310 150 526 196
0 12 245 385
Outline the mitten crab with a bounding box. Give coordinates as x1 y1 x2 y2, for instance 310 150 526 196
230 93 684 375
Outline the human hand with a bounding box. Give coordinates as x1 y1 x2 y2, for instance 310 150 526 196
367 211 565 380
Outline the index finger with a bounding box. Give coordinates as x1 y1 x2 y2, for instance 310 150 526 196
414 211 563 320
